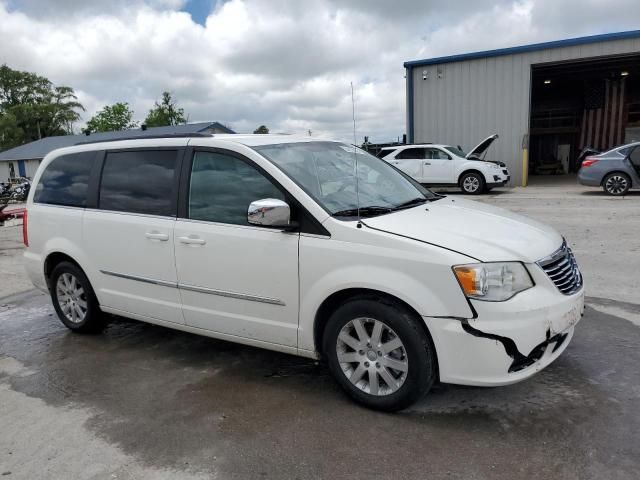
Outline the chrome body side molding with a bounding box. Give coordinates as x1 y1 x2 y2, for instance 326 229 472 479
100 270 285 306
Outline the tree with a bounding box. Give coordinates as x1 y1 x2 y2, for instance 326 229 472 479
253 125 269 134
0 64 84 150
144 91 186 127
84 102 138 133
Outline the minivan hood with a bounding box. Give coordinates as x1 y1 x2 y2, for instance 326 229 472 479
466 134 498 160
363 197 561 263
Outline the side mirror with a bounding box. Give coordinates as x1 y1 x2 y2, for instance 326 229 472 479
247 198 296 229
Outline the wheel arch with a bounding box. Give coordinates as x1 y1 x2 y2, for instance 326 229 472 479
313 288 438 373
44 251 85 288
601 170 633 187
458 169 487 186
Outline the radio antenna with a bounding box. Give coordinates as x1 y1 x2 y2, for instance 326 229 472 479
350 81 361 227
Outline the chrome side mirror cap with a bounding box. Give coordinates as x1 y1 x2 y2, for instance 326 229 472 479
248 198 294 229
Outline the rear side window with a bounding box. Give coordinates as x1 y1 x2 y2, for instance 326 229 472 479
396 148 425 159
34 151 95 207
99 150 178 216
188 151 284 225
377 149 396 158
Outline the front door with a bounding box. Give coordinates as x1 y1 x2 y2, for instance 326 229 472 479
424 148 455 183
174 149 299 347
83 148 184 324
390 147 425 182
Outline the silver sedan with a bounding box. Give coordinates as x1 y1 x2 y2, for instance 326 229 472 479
578 142 640 195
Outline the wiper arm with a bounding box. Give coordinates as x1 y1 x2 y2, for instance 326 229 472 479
391 197 428 211
332 206 393 217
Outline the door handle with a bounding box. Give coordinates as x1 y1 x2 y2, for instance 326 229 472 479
145 232 169 241
178 235 206 246
423 162 431 165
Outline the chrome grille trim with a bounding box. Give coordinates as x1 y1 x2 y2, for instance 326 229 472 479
537 241 583 295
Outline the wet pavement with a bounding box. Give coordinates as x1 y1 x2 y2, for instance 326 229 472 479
1 290 639 479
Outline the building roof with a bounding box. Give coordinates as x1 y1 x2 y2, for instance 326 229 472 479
0 121 235 161
404 29 640 68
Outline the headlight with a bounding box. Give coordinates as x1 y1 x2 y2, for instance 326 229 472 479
453 262 534 301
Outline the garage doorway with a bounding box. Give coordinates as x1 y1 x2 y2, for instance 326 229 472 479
528 54 640 184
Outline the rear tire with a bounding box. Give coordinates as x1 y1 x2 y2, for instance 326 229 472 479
602 172 630 196
323 295 436 411
460 172 485 195
50 261 105 333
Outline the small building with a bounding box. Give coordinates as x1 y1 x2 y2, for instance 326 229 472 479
404 30 640 185
0 121 234 181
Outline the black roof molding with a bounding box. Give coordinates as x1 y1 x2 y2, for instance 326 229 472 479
74 132 213 145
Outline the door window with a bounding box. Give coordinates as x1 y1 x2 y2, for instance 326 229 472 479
188 151 284 226
34 151 96 207
396 148 425 159
99 150 178 216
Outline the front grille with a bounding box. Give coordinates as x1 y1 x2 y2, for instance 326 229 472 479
537 241 583 295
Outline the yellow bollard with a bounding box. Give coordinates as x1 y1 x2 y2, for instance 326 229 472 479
521 148 529 187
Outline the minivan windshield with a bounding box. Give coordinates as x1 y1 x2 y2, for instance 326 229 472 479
255 141 437 218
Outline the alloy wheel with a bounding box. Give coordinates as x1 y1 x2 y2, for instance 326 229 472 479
462 176 480 193
605 175 628 195
336 317 408 396
56 273 88 324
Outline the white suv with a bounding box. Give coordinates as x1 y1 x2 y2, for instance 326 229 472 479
24 134 583 411
378 134 510 194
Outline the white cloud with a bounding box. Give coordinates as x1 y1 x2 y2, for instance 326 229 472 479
1 0 639 143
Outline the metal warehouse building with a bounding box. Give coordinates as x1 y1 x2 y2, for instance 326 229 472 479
405 30 640 186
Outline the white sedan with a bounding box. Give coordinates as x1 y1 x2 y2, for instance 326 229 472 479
378 134 510 194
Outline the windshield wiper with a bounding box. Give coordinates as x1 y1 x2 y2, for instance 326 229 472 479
391 197 429 211
332 206 393 217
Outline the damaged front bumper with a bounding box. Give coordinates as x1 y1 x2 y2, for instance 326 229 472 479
422 271 584 387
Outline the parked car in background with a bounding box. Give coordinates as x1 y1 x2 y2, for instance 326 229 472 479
578 141 640 195
25 135 582 411
377 134 510 194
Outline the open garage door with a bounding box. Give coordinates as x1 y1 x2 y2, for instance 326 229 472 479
528 54 640 183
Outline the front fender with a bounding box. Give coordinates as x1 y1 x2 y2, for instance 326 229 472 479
298 235 474 352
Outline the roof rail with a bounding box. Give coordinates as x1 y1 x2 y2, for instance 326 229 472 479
74 132 213 145
380 142 432 148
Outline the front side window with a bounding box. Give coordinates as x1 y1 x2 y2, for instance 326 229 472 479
188 151 284 225
254 142 436 217
444 146 466 157
427 149 451 160
99 150 177 216
34 151 95 207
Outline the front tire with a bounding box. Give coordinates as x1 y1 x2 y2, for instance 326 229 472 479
50 261 105 333
460 172 485 195
602 173 630 196
323 295 436 411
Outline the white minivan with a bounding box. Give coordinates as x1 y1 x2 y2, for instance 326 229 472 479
24 134 583 411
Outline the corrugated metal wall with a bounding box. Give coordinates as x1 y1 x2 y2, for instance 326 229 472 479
410 37 640 185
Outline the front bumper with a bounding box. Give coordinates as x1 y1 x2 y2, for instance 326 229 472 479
423 265 584 386
487 170 510 187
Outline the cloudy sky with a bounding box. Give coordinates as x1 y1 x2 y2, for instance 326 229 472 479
1 0 638 142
